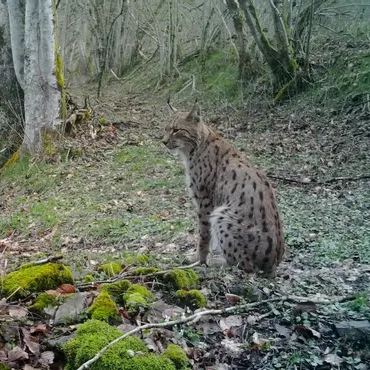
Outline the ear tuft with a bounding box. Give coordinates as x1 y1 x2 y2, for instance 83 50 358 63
167 96 178 113
186 102 200 122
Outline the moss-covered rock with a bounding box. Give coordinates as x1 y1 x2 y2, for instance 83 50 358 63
175 289 207 309
98 262 121 277
87 291 119 323
123 284 154 316
2 263 73 299
28 292 59 313
165 269 199 290
99 280 132 303
63 319 175 370
164 344 189 369
132 267 160 275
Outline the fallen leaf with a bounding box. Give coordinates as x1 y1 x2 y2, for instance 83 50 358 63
21 327 40 355
324 353 343 366
295 325 321 338
30 323 48 334
40 351 55 364
57 284 76 294
275 323 290 338
9 306 28 318
292 302 317 317
225 293 241 304
8 346 29 362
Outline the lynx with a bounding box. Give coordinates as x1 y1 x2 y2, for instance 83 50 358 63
162 102 285 277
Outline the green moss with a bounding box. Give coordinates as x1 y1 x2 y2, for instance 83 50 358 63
2 263 73 299
132 267 160 275
28 292 59 313
99 280 132 303
175 289 206 309
87 291 119 323
123 284 154 315
0 364 11 370
126 284 154 299
63 319 164 370
98 262 121 277
164 344 189 369
165 269 199 289
98 117 107 125
123 254 149 266
83 274 94 283
128 355 175 370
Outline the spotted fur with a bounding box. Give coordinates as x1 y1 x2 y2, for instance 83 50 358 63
162 104 285 277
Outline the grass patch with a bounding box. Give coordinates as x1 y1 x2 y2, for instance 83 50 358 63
171 48 241 103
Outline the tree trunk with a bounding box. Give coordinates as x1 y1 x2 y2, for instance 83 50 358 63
7 0 63 153
239 0 297 91
0 1 23 164
224 0 254 83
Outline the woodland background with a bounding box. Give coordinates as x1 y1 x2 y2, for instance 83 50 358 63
0 1 369 370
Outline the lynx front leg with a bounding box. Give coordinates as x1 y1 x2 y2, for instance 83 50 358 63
196 198 213 265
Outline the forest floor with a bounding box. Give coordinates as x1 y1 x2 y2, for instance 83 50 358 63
0 82 369 369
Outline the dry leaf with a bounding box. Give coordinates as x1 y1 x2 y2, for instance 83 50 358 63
9 306 28 318
57 284 76 294
8 346 29 362
225 293 241 304
21 328 40 355
30 323 48 334
40 351 55 364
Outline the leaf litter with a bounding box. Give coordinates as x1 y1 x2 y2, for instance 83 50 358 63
0 90 369 369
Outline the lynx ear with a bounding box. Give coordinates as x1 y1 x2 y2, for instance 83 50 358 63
167 97 178 113
187 102 200 122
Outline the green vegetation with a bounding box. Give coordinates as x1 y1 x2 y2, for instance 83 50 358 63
63 320 175 370
175 289 207 309
132 267 161 275
98 262 122 277
28 293 59 313
123 284 154 315
99 280 132 303
163 344 190 369
171 48 241 103
165 269 199 290
2 263 73 299
87 291 120 323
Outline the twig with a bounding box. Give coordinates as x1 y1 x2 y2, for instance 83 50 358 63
76 261 200 290
268 174 370 185
31 255 64 266
76 294 354 370
76 297 280 370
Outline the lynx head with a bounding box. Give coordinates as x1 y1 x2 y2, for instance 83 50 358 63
162 102 204 155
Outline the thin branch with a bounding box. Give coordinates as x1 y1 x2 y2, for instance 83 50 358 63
76 261 200 290
76 294 354 370
268 174 370 185
304 0 314 73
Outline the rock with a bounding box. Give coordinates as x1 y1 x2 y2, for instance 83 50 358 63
334 320 370 342
54 292 87 325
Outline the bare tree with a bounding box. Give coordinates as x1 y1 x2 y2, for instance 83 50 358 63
224 0 254 83
0 1 23 163
7 0 65 153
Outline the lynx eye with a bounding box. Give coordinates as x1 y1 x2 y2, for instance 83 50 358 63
172 128 181 134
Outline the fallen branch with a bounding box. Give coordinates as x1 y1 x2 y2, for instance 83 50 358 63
31 255 64 266
76 297 280 370
76 261 200 290
76 294 354 370
268 174 370 185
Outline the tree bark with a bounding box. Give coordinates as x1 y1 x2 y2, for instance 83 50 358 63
7 0 62 153
239 0 297 91
224 0 254 83
0 1 23 164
